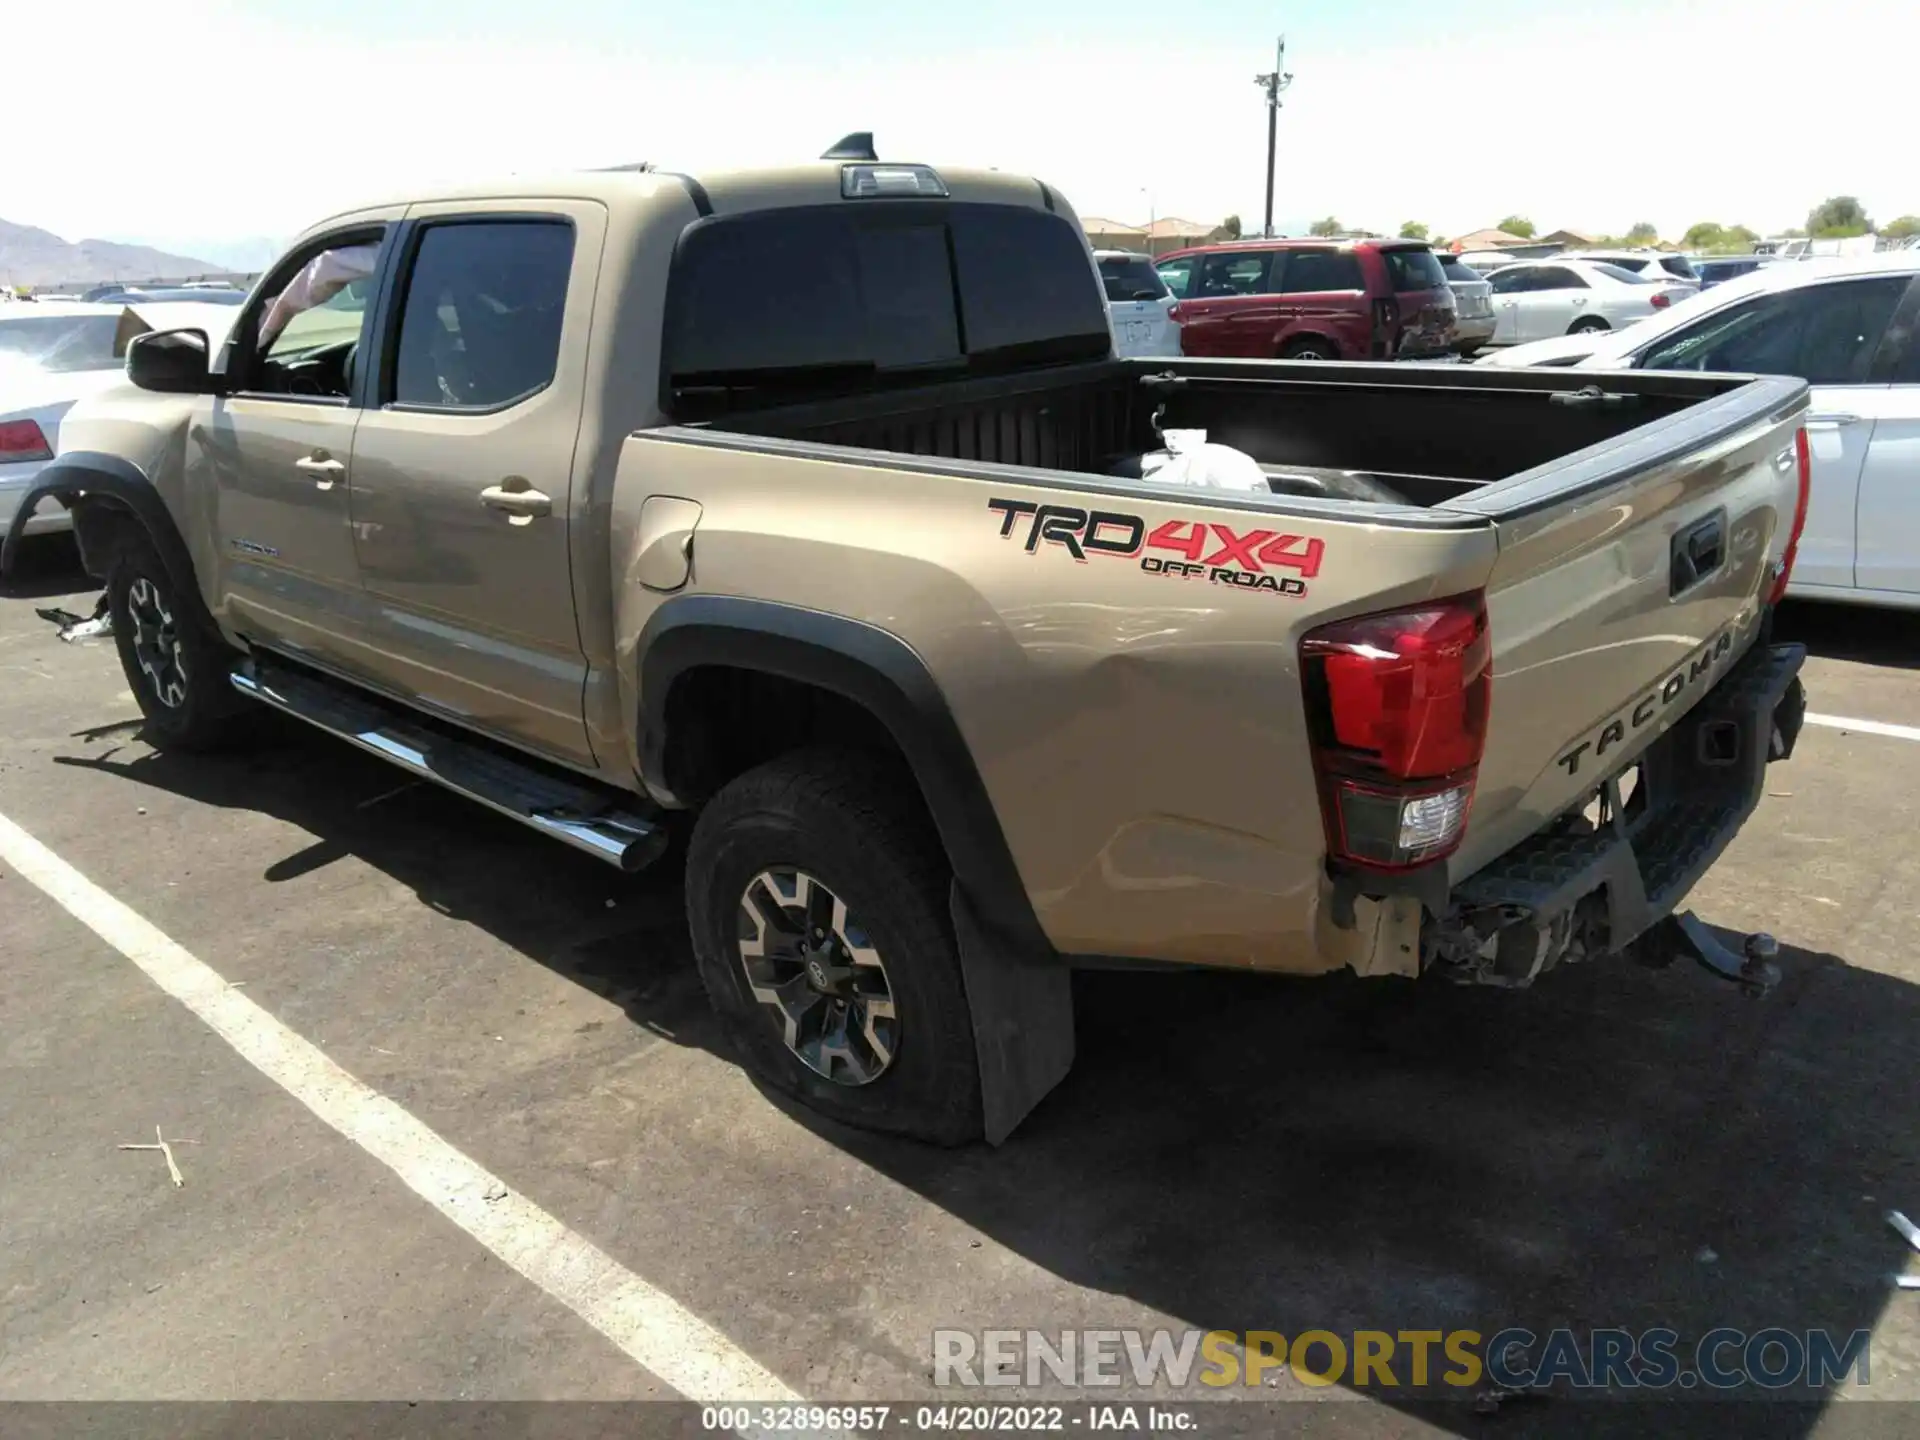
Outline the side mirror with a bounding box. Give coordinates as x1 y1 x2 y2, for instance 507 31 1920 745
127 327 212 394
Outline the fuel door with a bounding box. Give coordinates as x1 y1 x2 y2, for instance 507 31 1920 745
632 496 703 593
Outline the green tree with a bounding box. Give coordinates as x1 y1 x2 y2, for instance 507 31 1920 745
1624 221 1659 245
1683 221 1727 250
1884 215 1920 240
1209 214 1243 241
1806 196 1872 238
1724 224 1760 251
1309 216 1343 237
1398 220 1428 240
1496 215 1535 238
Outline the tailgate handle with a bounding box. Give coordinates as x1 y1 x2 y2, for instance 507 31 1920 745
1671 511 1727 597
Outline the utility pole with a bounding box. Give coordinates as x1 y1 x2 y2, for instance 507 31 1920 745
1254 36 1294 239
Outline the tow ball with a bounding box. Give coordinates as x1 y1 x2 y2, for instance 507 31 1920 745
1636 912 1781 998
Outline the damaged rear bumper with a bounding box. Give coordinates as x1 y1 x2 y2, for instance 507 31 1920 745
1431 639 1807 988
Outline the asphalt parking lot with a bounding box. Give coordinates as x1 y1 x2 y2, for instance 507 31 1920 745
4 534 1920 1434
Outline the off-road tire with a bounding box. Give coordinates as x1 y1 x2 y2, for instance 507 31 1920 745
686 747 983 1146
107 532 247 752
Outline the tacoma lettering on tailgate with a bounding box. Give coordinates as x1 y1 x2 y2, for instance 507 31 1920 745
987 498 1324 598
1555 625 1744 777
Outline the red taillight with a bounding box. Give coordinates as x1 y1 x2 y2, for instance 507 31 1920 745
1649 291 1672 309
0 418 52 463
1301 593 1492 871
1770 425 1812 604
1168 302 1185 324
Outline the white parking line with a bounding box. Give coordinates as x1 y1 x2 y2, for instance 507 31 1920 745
0 809 812 1428
1806 713 1920 744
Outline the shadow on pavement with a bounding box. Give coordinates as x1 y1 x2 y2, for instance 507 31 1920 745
0 533 95 603
1777 597 1920 671
51 719 1918 1432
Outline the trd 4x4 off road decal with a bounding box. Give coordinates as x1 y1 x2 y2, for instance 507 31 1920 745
986 498 1324 597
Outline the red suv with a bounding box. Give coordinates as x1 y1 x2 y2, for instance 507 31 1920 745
1154 239 1458 362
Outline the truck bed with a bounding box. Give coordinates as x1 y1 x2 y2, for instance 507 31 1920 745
702 356 1773 512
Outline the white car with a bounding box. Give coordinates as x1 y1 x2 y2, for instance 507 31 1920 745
1094 250 1182 359
1483 259 1692 345
1477 253 1920 610
1569 249 1702 294
2 301 239 543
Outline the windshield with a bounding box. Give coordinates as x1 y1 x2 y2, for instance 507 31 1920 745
0 312 130 373
1097 255 1169 303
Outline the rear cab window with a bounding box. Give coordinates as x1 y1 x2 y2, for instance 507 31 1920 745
1098 254 1169 303
1382 246 1447 293
663 202 1110 420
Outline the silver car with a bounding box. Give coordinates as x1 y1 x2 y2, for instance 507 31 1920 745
1437 253 1496 356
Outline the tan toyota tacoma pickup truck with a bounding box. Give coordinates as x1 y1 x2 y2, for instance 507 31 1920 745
3 138 1812 1144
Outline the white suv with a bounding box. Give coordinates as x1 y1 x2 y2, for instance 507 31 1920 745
1094 250 1182 359
1570 250 1701 294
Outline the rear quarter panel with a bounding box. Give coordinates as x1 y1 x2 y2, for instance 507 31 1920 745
613 436 1498 971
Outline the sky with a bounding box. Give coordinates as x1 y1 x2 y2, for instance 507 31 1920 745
10 0 1912 262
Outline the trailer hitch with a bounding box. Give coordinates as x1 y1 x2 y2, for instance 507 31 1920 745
1636 912 1781 998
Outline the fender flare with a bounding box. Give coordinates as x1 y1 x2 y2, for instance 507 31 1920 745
636 594 1055 962
0 451 199 600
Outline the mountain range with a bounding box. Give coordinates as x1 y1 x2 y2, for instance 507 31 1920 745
0 218 227 288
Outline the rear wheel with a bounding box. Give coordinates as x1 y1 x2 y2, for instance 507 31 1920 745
107 532 247 752
1280 336 1340 361
685 748 983 1145
1568 316 1611 334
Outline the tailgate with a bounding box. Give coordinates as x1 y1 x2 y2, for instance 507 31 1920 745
1438 374 1809 882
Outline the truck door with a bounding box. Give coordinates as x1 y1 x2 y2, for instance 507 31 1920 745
345 201 607 768
193 218 401 672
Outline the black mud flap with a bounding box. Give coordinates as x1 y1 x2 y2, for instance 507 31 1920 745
951 884 1075 1145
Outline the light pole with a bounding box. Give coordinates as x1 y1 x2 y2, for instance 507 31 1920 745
1254 36 1294 239
1140 187 1156 256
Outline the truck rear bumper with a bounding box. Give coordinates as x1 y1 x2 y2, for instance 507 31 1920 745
1432 639 1807 988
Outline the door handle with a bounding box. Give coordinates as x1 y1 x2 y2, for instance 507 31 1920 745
294 454 345 491
1805 413 1861 430
480 478 553 524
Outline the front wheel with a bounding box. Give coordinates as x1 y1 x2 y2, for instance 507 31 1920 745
685 748 983 1145
108 533 247 752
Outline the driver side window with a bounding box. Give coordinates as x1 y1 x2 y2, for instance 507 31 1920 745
1487 267 1533 294
233 231 386 402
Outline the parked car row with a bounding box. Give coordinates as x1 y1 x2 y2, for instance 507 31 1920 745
1 301 241 541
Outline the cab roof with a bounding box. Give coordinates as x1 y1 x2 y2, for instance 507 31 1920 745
298 159 1065 243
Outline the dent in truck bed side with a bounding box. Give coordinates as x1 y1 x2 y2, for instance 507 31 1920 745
635 593 1055 960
